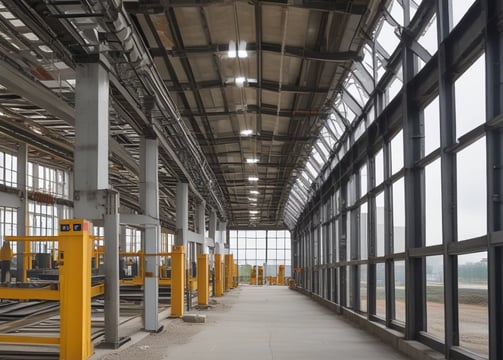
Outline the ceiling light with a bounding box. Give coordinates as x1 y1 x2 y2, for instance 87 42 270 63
250 190 259 194
235 76 246 87
250 210 259 214
246 158 259 164
240 129 253 136
248 176 259 181
248 197 257 201
228 40 236 58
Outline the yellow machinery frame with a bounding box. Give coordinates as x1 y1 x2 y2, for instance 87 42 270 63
2 219 103 360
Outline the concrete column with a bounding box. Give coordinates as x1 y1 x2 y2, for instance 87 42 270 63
140 137 160 332
104 209 119 346
74 62 109 194
196 200 206 253
175 182 189 247
74 62 122 347
209 210 217 269
16 143 27 282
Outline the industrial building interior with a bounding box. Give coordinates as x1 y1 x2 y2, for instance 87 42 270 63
0 0 500 359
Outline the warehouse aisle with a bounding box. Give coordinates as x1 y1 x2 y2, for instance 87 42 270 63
97 285 410 360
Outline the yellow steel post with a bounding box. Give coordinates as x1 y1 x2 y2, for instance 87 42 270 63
58 219 93 360
197 254 209 305
233 263 238 288
215 253 223 297
224 254 231 291
170 245 185 317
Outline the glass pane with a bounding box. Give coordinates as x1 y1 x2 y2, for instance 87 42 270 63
346 214 351 261
452 0 477 30
455 54 485 138
425 160 442 246
391 130 403 175
376 192 385 257
426 255 444 340
393 178 405 253
394 260 406 322
418 15 437 56
376 263 386 318
360 163 367 198
375 149 384 186
457 137 487 240
360 203 368 260
458 252 488 357
360 264 367 313
424 96 440 156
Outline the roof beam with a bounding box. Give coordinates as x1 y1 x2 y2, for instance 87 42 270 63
125 0 367 15
182 105 329 118
150 42 361 62
168 79 330 94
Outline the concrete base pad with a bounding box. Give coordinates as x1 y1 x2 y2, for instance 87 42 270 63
182 314 206 323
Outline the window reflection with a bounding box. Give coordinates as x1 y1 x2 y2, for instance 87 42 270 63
394 260 406 322
376 192 385 257
451 0 477 30
360 203 368 260
425 160 442 246
375 149 384 186
393 178 405 253
426 255 444 340
458 252 488 357
457 137 487 240
376 263 386 318
455 54 485 138
391 130 403 175
423 97 440 156
360 264 367 313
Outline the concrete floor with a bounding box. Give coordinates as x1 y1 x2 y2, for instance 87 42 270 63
96 285 411 360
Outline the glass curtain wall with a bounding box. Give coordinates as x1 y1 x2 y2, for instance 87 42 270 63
229 230 291 284
290 1 497 359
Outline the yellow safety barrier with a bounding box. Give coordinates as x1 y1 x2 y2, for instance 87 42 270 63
5 219 98 360
197 254 209 306
215 254 223 297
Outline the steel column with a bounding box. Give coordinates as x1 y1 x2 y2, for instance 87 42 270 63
140 137 160 332
484 0 503 357
16 143 27 283
402 31 425 339
437 0 459 353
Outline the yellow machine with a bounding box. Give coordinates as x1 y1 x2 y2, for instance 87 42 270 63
3 219 100 360
278 265 285 285
258 266 264 285
250 266 257 285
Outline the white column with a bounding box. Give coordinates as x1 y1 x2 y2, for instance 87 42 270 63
196 200 206 253
74 62 121 347
140 137 160 331
175 182 189 247
16 143 28 282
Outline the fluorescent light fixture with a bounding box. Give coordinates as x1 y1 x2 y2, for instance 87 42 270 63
235 76 246 87
238 40 248 58
248 176 259 181
228 40 236 58
250 210 259 214
248 197 257 201
246 158 259 164
250 190 259 194
240 129 253 136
